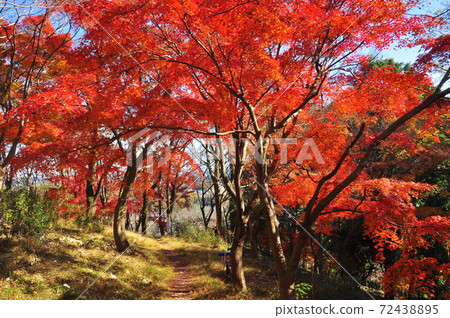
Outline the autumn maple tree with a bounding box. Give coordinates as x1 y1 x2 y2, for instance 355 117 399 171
1 0 448 300
54 0 450 299
0 8 72 192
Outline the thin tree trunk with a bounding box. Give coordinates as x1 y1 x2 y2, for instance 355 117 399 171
114 142 149 250
158 199 165 236
198 179 214 229
113 164 137 252
0 166 6 194
86 199 97 218
4 171 12 190
205 145 226 238
125 212 131 230
86 161 97 218
166 183 176 234
86 162 106 220
212 158 225 239
249 208 262 260
140 191 149 234
86 180 97 218
0 120 23 195
167 212 173 235
230 213 249 290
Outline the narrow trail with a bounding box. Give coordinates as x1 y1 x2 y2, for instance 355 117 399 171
159 241 196 299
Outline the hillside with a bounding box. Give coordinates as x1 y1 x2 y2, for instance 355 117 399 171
0 221 278 300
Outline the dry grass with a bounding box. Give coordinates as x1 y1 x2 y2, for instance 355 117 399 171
0 220 278 299
0 220 172 299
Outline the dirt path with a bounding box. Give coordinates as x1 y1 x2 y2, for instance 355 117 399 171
159 241 196 299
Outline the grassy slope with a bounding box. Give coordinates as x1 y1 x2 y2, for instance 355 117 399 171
0 221 278 300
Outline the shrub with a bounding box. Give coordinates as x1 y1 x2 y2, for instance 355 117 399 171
295 282 312 299
74 214 104 233
0 188 57 236
174 221 226 248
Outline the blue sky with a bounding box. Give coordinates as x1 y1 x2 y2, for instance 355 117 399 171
380 0 448 64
